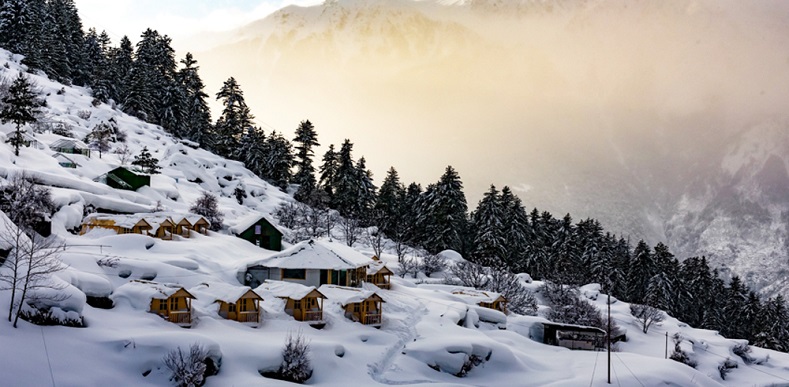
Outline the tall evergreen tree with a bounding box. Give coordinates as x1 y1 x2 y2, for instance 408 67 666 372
318 144 338 201
373 167 405 235
1 72 41 156
354 157 377 222
292 120 320 202
332 139 359 217
214 77 253 158
626 240 654 303
470 185 506 267
237 127 266 178
177 53 211 146
107 36 134 103
417 166 468 254
263 131 294 190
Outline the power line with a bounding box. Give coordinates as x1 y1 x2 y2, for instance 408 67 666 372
40 327 56 387
589 348 600 387
613 352 645 387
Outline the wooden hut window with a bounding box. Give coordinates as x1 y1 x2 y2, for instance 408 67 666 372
159 300 166 310
294 300 301 309
228 303 236 312
169 297 178 310
239 299 248 312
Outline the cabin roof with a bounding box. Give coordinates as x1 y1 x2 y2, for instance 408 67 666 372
190 282 262 304
52 152 77 164
50 138 88 149
450 288 506 304
228 212 281 235
111 280 195 310
256 280 325 300
83 213 152 229
318 285 382 306
249 239 373 270
541 321 606 335
83 212 206 232
367 260 393 276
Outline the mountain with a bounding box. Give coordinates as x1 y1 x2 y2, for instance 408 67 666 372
191 0 789 298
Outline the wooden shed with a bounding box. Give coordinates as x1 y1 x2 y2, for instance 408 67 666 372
80 213 153 236
319 285 384 327
451 289 508 314
366 258 393 290
540 322 606 351
150 287 195 326
50 138 90 157
230 214 282 251
112 281 196 327
52 152 78 168
258 280 326 326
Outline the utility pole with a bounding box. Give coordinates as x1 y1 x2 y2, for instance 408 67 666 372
665 332 668 359
607 291 611 384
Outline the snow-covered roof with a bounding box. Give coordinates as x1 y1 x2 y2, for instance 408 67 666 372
111 280 194 310
256 280 325 300
318 285 381 306
249 239 373 270
83 213 151 229
450 288 505 304
50 138 88 149
190 282 261 304
52 152 77 164
367 260 393 275
228 212 280 235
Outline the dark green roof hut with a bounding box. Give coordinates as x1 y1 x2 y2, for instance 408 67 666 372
231 214 283 251
106 167 150 191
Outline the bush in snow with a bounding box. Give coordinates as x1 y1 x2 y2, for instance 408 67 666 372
262 330 313 384
732 342 754 364
487 271 538 316
717 357 738 380
420 252 448 277
131 146 161 174
190 192 223 231
19 306 84 327
669 333 697 369
76 110 91 120
163 343 215 387
397 256 420 278
448 261 490 289
629 303 664 334
542 283 605 329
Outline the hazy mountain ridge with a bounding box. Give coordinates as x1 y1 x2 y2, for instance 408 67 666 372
192 0 789 297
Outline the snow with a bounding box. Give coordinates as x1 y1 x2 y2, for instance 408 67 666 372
1 47 789 387
244 239 373 270
318 284 379 306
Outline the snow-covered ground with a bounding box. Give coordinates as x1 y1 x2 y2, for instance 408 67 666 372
2 49 789 386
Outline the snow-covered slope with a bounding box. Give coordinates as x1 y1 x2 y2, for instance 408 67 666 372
3 48 789 386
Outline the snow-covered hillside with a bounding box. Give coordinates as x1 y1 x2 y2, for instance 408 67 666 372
3 48 789 386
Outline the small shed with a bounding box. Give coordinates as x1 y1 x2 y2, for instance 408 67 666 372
451 289 508 314
319 285 384 327
112 280 195 327
53 152 78 168
540 322 606 351
105 167 150 191
257 280 326 326
366 258 393 290
146 215 175 240
192 282 263 325
50 138 90 157
80 213 153 236
185 215 210 235
230 213 283 251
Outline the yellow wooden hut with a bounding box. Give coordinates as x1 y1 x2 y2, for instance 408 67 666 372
451 289 508 314
319 285 384 327
366 258 393 290
258 280 326 326
112 280 196 327
80 214 152 236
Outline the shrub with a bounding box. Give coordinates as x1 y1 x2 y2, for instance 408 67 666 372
76 110 91 120
629 304 665 334
732 342 754 364
190 192 223 231
163 343 214 387
487 271 537 316
19 307 85 327
669 333 697 369
718 357 738 380
262 330 312 384
420 252 448 277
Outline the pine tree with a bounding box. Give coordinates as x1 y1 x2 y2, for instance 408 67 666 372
548 214 581 286
318 144 338 201
417 166 468 254
292 120 320 202
332 139 359 217
470 185 506 267
237 127 267 178
190 192 223 231
177 53 212 146
49 0 85 84
626 240 654 304
499 186 530 271
354 157 376 222
373 167 405 235
86 121 113 158
263 131 294 190
1 72 41 156
214 77 253 158
107 36 134 103
0 0 33 57
131 146 161 174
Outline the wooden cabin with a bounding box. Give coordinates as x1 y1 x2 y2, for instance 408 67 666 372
319 285 384 327
150 287 195 326
148 216 175 240
241 240 373 288
230 214 283 251
452 289 508 314
173 217 193 237
187 216 210 235
540 322 606 351
216 289 263 325
80 214 153 236
366 258 393 290
258 280 326 326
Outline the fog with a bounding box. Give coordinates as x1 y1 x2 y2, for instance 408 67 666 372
189 0 789 238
